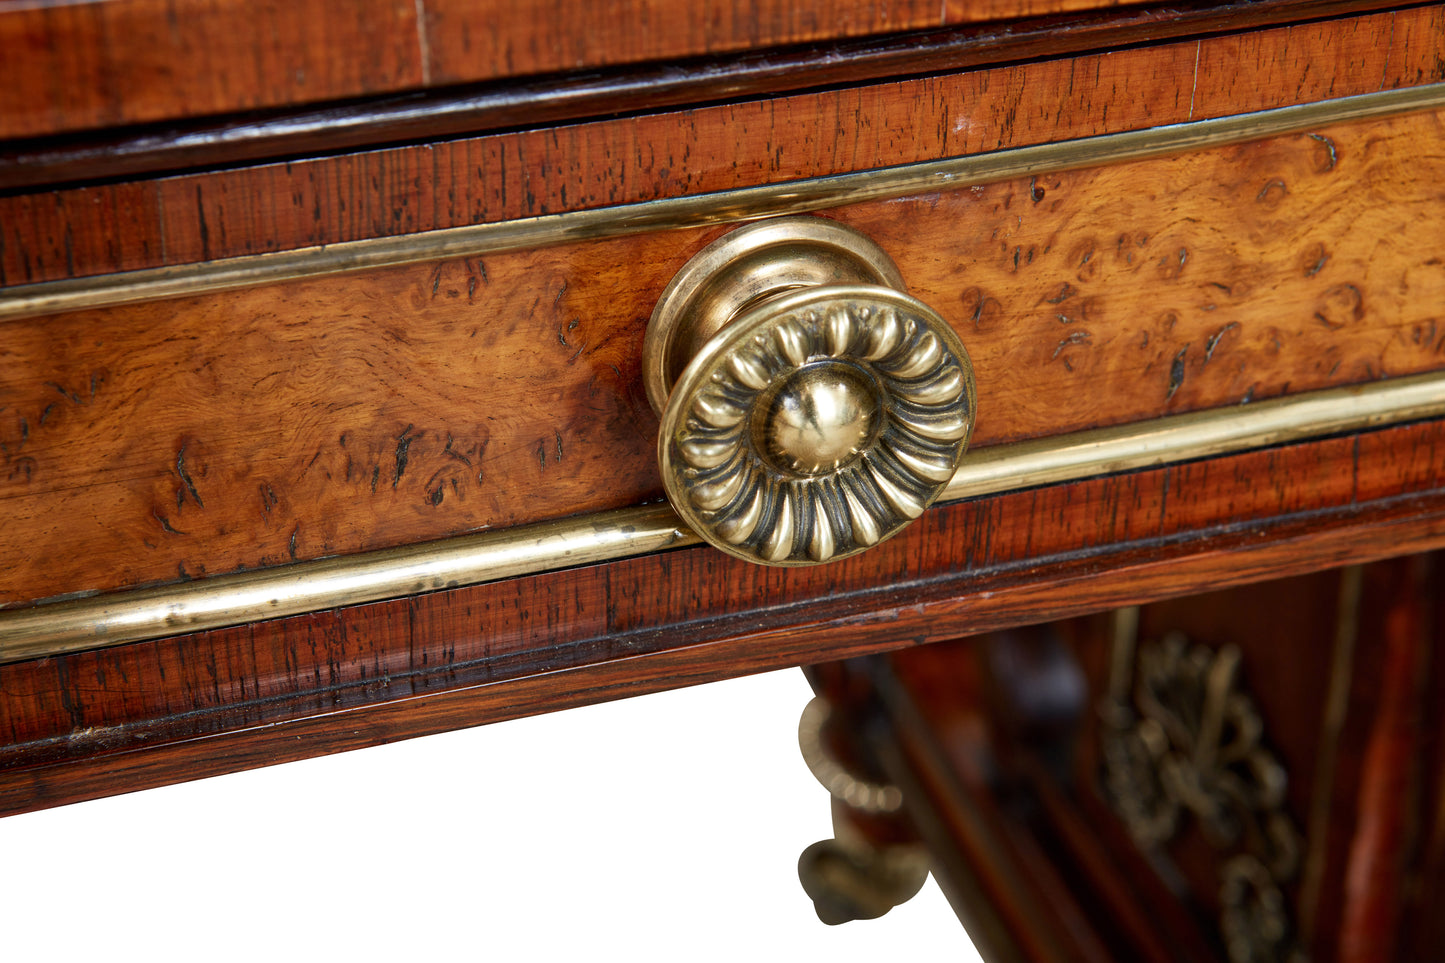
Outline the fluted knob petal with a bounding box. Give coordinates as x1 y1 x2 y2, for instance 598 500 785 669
659 286 975 566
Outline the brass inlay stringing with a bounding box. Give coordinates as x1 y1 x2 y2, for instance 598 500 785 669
1 84 1442 322
647 218 976 566
3 371 1444 663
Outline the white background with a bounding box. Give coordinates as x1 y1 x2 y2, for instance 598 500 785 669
2 667 981 961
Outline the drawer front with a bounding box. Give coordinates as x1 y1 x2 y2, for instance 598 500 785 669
3 104 1444 607
3 3 1445 815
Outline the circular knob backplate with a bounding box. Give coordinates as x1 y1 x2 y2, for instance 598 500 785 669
645 218 976 566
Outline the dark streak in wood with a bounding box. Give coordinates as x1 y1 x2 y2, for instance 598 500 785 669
1167 346 1189 399
175 446 204 508
1045 282 1076 304
152 509 185 535
392 424 415 488
1257 178 1290 203
1308 132 1339 170
1204 322 1240 363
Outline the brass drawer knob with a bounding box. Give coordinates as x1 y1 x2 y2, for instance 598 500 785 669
644 217 976 566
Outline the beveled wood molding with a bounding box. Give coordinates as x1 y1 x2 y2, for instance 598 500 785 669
2 83 1441 323
0 0 1411 192
4 372 1443 663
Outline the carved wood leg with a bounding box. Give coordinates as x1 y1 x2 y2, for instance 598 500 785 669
806 553 1444 961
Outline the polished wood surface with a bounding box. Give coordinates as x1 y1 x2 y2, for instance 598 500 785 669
0 0 1163 141
0 0 425 139
5 415 1445 816
0 0 1408 192
5 12 1445 928
1333 559 1432 962
5 6 1442 285
4 107 1443 605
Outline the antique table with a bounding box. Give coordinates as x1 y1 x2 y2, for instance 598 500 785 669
3 2 1443 958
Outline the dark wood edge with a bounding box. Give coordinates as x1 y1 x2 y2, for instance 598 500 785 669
862 665 1112 963
864 733 1040 958
860 638 1225 961
0 0 1417 193
6 458 1445 816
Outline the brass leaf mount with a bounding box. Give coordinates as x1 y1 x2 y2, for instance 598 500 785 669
644 217 976 566
1102 622 1309 963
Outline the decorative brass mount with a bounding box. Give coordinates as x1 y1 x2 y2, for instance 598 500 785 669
1101 612 1308 963
795 696 929 925
643 217 977 566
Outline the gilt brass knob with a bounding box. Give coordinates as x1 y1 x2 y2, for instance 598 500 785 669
643 217 976 566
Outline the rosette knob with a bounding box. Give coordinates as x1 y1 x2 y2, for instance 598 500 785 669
643 217 976 566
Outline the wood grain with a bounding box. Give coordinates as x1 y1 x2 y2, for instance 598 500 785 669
1337 557 1432 963
2 108 1442 605
4 6 1443 285
0 0 1166 142
4 416 1445 816
0 0 1409 193
0 0 425 140
420 0 1149 88
1398 572 1445 961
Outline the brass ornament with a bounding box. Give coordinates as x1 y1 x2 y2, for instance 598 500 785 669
798 696 903 813
645 217 976 566
1101 621 1308 963
796 695 928 925
797 835 931 926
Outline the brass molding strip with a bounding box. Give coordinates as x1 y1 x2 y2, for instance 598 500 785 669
0 508 701 665
4 371 1444 663
3 83 1443 322
940 373 1445 501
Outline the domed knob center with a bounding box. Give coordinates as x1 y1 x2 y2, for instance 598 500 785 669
760 361 882 476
